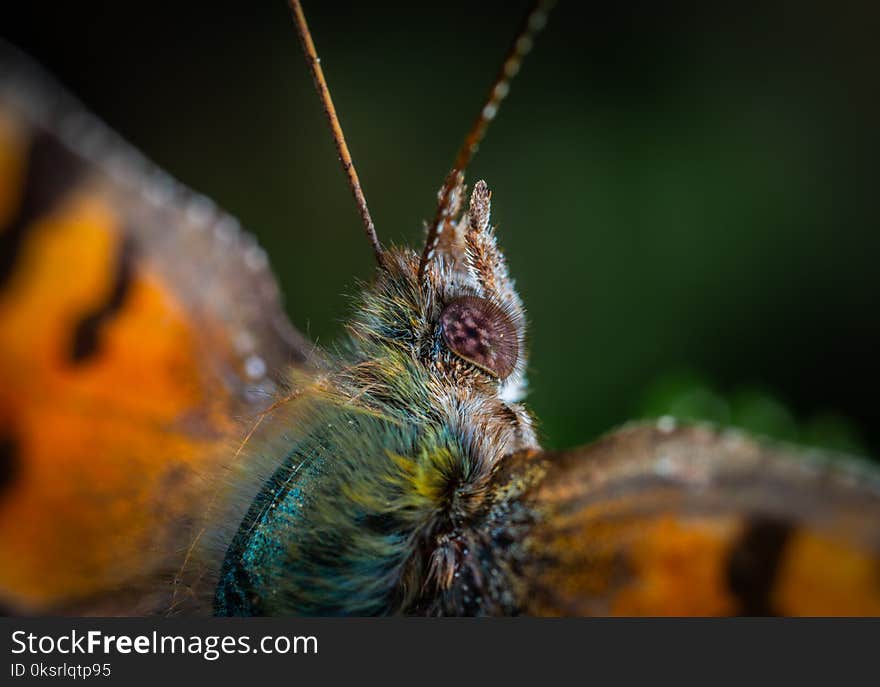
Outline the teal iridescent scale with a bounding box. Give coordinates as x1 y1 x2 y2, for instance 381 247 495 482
213 408 426 616
214 439 327 616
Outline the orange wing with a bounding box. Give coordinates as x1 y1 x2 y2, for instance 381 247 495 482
0 42 314 614
510 422 880 616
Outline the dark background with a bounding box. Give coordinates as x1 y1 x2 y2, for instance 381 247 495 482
3 1 879 455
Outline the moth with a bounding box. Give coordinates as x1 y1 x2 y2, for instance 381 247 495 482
1 1 879 616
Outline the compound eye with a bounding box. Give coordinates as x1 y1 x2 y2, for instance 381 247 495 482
440 296 518 379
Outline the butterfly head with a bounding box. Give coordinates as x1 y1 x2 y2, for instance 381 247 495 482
333 173 537 513
350 177 528 406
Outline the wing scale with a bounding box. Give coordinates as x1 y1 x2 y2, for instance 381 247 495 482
0 42 315 614
509 422 880 615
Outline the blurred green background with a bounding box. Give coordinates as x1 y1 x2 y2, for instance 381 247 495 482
4 1 879 455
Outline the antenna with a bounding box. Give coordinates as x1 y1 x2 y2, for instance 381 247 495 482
288 0 384 266
418 0 555 281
